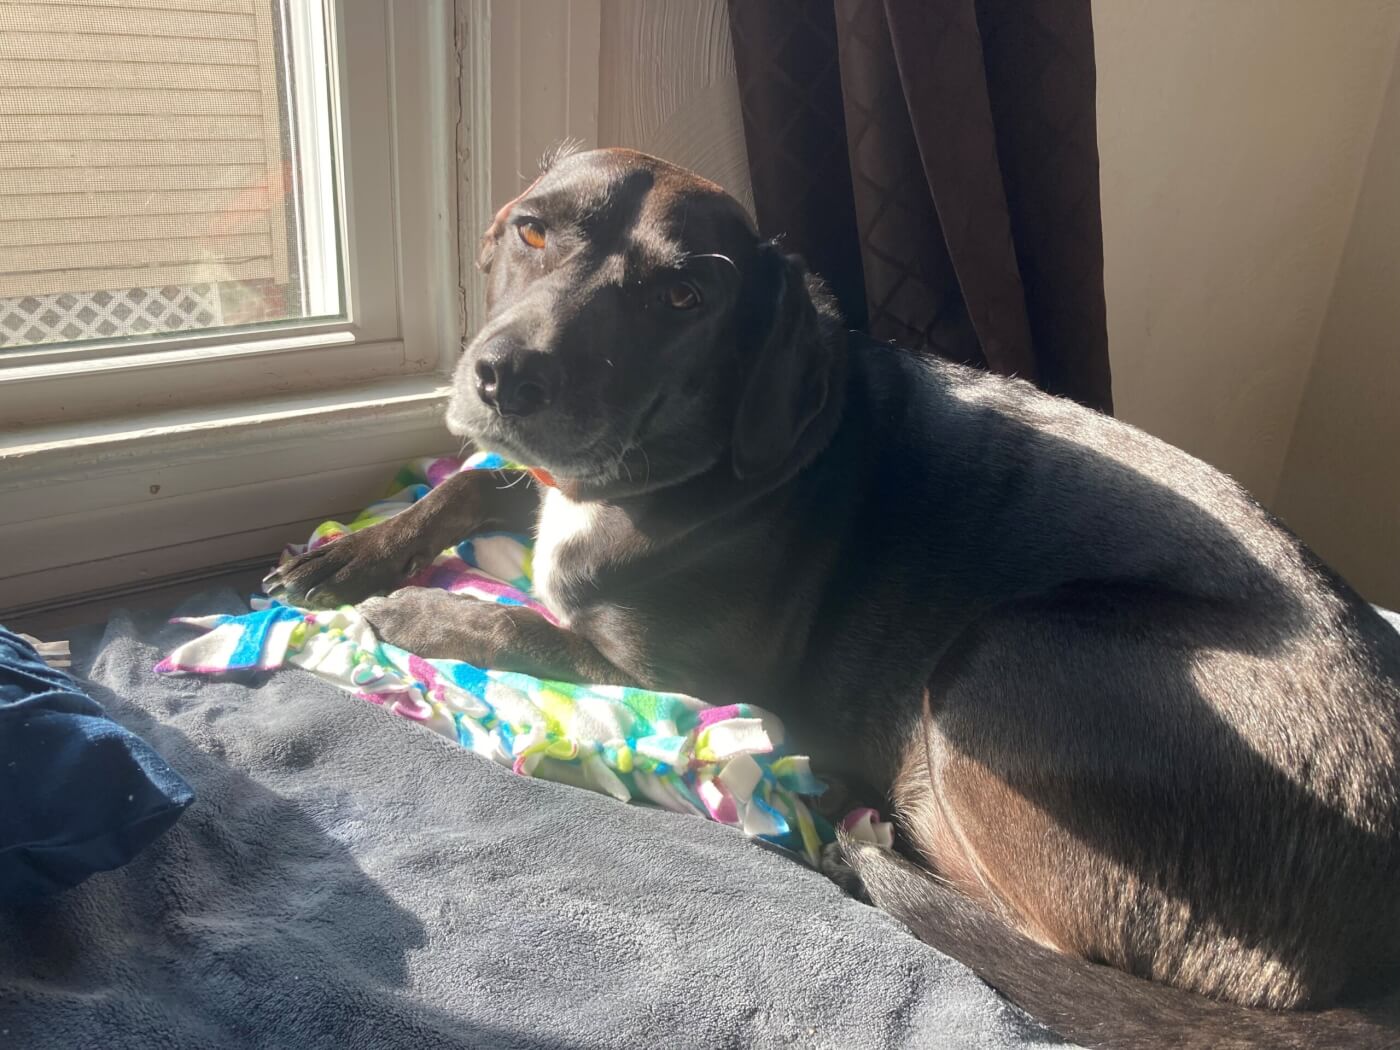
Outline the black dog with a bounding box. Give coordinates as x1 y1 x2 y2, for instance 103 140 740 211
268 148 1400 1048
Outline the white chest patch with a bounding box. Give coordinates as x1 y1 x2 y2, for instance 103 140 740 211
532 488 601 625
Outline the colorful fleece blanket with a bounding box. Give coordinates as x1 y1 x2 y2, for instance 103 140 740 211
158 452 892 867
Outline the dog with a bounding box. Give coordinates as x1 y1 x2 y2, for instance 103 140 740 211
267 147 1400 1048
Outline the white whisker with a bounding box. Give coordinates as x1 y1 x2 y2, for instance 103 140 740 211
619 442 634 485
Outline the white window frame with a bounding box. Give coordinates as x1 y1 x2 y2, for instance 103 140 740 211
0 0 470 620
287 0 342 321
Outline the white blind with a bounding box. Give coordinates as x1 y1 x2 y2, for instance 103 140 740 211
0 0 290 297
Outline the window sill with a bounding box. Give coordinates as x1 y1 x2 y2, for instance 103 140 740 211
0 375 456 621
0 331 436 431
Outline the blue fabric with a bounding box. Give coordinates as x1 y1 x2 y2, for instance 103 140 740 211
0 626 194 901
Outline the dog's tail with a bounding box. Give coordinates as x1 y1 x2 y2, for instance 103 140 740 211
841 835 1399 1050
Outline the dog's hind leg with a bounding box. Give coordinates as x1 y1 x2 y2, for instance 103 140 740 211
877 592 1396 1011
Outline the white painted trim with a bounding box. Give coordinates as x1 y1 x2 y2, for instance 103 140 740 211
457 0 600 346
0 376 449 489
0 378 453 616
566 0 603 144
328 0 403 349
390 0 464 376
6 560 271 636
289 0 341 318
487 0 600 212
458 0 493 342
0 331 422 427
0 316 356 369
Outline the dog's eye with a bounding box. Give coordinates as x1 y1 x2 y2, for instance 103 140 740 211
517 220 547 250
662 281 701 311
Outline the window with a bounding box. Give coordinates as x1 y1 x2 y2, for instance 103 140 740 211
0 0 463 617
0 0 343 350
0 0 611 622
0 0 457 432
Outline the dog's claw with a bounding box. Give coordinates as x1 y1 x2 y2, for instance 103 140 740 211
263 531 410 609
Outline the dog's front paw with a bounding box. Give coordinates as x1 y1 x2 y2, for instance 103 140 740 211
359 588 513 663
266 527 427 609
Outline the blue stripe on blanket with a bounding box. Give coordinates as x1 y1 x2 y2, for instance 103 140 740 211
228 605 304 668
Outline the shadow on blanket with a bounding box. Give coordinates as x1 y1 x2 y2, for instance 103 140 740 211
0 677 585 1050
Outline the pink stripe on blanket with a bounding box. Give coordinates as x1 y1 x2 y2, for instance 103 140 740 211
425 456 461 486
696 704 743 729
697 778 738 824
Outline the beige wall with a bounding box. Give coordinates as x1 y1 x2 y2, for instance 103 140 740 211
1275 43 1400 608
1095 0 1400 503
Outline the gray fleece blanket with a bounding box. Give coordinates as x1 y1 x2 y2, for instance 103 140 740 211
0 592 1062 1049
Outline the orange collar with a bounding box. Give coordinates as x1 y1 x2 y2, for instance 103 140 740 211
528 467 558 488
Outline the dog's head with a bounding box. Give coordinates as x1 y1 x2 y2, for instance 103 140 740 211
449 147 837 493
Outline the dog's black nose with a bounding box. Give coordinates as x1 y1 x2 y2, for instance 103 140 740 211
474 350 556 417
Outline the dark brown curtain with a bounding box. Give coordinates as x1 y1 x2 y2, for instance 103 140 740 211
728 0 1113 413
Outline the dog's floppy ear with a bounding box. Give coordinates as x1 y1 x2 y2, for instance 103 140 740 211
731 243 828 479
